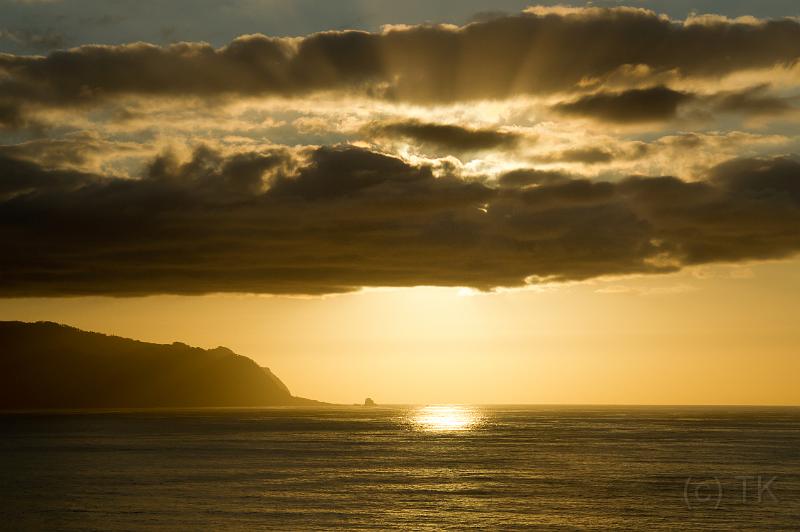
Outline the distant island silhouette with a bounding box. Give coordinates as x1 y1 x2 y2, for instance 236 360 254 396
0 321 325 409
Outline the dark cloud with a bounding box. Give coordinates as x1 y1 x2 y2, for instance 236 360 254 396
618 159 800 265
0 7 799 124
144 144 293 199
552 86 694 123
0 101 25 129
497 169 570 188
553 84 799 124
534 147 615 164
0 144 798 296
367 120 521 153
711 84 797 116
0 154 95 200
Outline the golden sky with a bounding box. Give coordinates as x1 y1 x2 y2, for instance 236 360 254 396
1 258 798 405
1 3 799 404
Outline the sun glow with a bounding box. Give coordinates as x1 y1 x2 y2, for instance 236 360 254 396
412 405 482 432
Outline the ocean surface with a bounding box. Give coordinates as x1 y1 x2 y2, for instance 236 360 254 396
1 406 798 530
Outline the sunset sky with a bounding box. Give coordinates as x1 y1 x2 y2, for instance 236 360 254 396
1 0 798 405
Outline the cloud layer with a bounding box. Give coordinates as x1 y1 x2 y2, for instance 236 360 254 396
367 120 522 153
1 6 800 123
1 146 798 296
0 5 798 296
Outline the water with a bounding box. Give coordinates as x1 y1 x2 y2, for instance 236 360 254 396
1 406 798 530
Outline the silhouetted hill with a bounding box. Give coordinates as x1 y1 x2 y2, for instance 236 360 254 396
0 321 324 409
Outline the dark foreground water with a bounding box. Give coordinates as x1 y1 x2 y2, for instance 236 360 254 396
1 406 798 530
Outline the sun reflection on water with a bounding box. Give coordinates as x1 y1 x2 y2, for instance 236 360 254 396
412 405 483 432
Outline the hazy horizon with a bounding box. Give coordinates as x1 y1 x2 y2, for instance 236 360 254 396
2 315 799 407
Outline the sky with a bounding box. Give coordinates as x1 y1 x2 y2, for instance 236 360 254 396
0 1 799 404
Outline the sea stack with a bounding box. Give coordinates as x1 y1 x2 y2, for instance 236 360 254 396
363 398 376 406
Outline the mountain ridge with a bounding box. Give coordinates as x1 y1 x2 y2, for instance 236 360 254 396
0 321 325 409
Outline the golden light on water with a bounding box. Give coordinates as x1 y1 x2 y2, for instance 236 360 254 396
412 405 482 432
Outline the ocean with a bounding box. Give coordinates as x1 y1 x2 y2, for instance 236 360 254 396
1 406 798 530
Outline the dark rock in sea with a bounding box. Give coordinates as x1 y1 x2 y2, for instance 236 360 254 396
364 397 376 406
0 321 325 409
